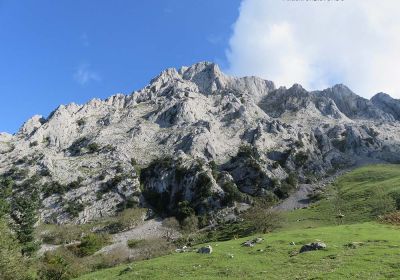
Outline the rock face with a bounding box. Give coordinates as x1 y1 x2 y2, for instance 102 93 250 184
1 61 400 224
371 93 400 121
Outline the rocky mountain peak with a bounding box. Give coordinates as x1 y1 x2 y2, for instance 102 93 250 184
18 115 46 136
371 92 400 120
180 61 227 94
2 62 400 225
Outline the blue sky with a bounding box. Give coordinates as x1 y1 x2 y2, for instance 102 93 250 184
2 1 399 133
0 0 241 133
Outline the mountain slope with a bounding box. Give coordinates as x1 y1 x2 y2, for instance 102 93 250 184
1 62 400 224
76 164 400 280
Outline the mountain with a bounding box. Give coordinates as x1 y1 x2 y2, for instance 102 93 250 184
1 61 400 224
371 92 400 121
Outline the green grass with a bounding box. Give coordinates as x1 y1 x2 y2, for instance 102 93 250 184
77 222 400 280
283 164 400 230
76 164 400 279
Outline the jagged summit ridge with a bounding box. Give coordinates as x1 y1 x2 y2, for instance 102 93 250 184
1 62 400 224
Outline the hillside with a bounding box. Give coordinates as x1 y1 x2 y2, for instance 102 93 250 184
1 62 400 226
76 164 400 280
77 223 400 280
2 62 400 279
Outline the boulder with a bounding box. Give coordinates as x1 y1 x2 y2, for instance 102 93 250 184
197 245 213 254
242 238 263 247
242 241 255 247
299 242 327 253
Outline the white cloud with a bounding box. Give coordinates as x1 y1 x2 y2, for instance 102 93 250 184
73 64 100 85
227 0 400 98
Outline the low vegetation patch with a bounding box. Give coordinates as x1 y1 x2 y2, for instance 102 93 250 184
68 233 110 257
380 211 400 225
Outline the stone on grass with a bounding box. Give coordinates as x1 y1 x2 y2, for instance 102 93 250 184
299 242 327 253
197 245 213 254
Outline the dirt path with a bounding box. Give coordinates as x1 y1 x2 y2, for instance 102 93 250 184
273 172 341 211
273 184 314 211
96 218 180 255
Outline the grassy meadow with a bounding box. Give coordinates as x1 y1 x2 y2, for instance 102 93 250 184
76 164 400 279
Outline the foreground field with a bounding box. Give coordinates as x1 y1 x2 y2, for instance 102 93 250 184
77 222 400 280
77 164 400 280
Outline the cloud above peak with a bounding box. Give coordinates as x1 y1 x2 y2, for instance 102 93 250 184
73 64 100 85
227 0 400 98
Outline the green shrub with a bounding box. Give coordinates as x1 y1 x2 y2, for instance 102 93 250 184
116 195 139 212
209 160 219 180
39 224 86 245
176 201 194 221
195 172 212 200
389 191 400 210
67 177 84 189
0 178 13 217
162 217 181 238
42 181 67 198
40 167 51 177
308 191 326 202
181 214 199 233
6 167 29 180
68 137 89 156
242 206 282 234
39 249 88 280
294 151 309 166
237 145 259 159
65 201 85 218
70 233 110 257
103 208 144 234
286 172 298 187
29 141 39 147
221 181 244 206
98 173 106 181
87 143 100 153
97 174 129 197
273 174 297 199
76 118 86 126
16 157 28 165
125 238 173 260
175 166 190 184
127 239 145 249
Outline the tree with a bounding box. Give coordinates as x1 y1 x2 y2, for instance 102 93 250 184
0 177 13 218
11 190 40 256
242 203 282 234
176 200 194 221
181 215 199 233
0 219 33 280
